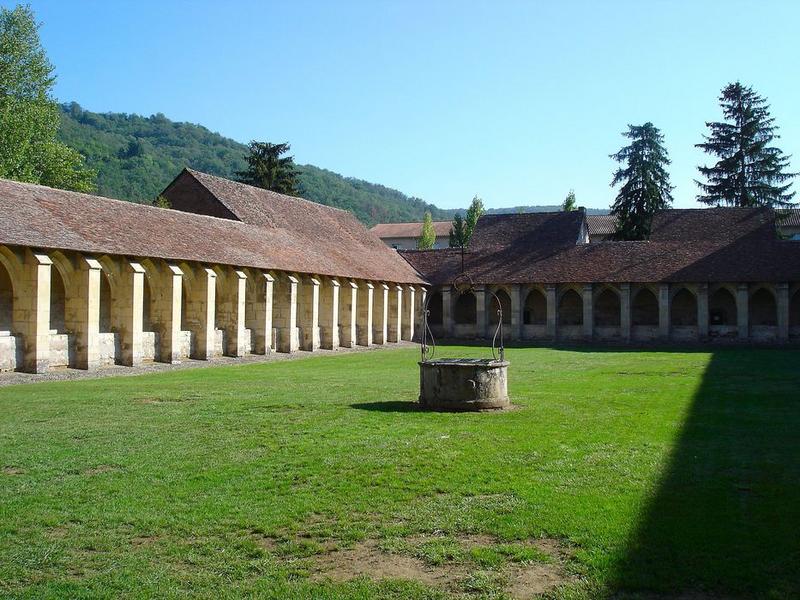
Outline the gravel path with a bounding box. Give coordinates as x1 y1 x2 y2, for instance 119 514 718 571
0 342 418 387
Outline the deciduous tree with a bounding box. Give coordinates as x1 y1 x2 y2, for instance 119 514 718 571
417 211 436 249
562 190 577 211
464 195 485 242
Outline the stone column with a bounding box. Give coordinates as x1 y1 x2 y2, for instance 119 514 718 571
118 261 146 367
298 276 320 351
403 285 415 341
275 274 299 353
218 269 247 357
620 283 631 342
151 263 183 364
66 256 102 370
546 285 557 339
373 283 388 344
249 272 274 354
357 281 374 346
737 283 749 339
510 284 523 341
339 280 358 348
697 283 709 340
186 267 216 360
658 283 670 340
777 282 790 342
390 285 403 342
442 287 453 337
20 251 52 373
476 287 488 339
416 288 427 341
582 284 593 340
320 278 340 350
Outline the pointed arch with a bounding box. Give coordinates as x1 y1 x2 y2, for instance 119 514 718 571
489 288 511 325
671 288 697 326
749 287 777 327
594 287 620 327
0 259 13 332
426 291 443 325
709 287 737 326
790 288 800 329
558 288 583 326
454 291 477 324
523 288 547 325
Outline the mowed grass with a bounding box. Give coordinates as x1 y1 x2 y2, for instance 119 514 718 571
1 346 799 599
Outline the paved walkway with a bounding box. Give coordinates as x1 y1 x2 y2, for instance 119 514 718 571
0 342 418 387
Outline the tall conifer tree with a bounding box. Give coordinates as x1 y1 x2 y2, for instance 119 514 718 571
696 82 795 207
237 141 300 195
449 214 467 248
609 123 673 241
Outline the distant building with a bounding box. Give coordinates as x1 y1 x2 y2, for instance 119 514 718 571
586 214 617 242
370 221 452 250
778 209 800 240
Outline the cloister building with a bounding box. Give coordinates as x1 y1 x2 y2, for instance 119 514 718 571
0 170 425 373
400 209 800 344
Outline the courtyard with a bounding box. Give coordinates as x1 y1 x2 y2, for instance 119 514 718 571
1 345 798 598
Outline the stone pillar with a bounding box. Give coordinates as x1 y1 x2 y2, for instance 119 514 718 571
275 274 299 353
66 256 102 370
373 283 388 344
417 288 427 341
339 280 358 348
151 263 183 364
298 276 320 352
737 283 749 339
19 251 52 373
620 283 631 342
357 281 374 346
390 285 403 342
510 284 523 341
217 269 247 357
582 284 593 340
320 278 340 350
777 282 790 342
476 287 488 339
185 267 216 360
403 285 415 341
658 283 670 340
249 272 274 354
697 283 709 340
118 261 146 367
546 285 557 339
442 287 453 337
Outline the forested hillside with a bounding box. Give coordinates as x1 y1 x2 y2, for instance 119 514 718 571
57 103 452 225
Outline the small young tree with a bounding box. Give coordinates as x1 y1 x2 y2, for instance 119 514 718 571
449 213 467 248
236 141 300 195
0 5 95 192
696 82 795 207
562 190 577 211
610 122 673 241
417 211 436 249
464 195 485 242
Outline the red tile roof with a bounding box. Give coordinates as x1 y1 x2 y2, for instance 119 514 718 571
370 221 452 238
0 177 424 284
586 214 616 236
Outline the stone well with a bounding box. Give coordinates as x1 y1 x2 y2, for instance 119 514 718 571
418 358 510 411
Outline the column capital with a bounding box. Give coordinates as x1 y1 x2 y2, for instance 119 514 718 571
620 282 631 292
697 282 709 292
776 281 789 292
582 283 593 293
263 271 275 282
127 261 146 274
737 282 749 292
234 270 247 280
167 264 184 277
330 278 341 288
347 279 358 289
286 274 299 285
545 284 557 292
81 256 102 271
30 251 53 266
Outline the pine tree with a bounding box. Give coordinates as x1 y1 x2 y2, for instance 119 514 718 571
449 213 467 248
696 82 795 207
562 190 577 211
417 211 436 249
236 141 300 195
464 195 485 242
609 122 673 241
0 5 94 192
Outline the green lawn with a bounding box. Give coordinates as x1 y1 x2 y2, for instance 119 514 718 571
1 346 798 599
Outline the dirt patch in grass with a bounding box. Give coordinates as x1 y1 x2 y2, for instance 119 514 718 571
270 531 576 597
83 464 119 475
2 466 25 475
135 393 200 404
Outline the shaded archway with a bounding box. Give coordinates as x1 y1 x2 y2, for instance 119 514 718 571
709 288 736 326
790 290 800 328
454 292 477 324
50 267 67 333
0 261 12 332
632 288 658 326
671 288 697 326
142 276 154 331
523 289 546 325
489 288 511 325
99 271 112 333
749 288 776 326
558 289 583 326
594 288 620 327
426 291 443 325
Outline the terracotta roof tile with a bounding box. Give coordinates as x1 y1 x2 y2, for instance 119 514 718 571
370 221 452 238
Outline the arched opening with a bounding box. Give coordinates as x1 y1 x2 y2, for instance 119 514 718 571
0 261 13 332
142 277 153 331
489 289 511 325
671 288 697 326
709 288 737 326
594 288 620 327
454 292 477 324
50 267 67 333
749 288 777 326
790 290 800 328
180 280 189 331
214 276 224 331
427 292 443 325
99 271 112 333
632 288 659 326
523 289 547 325
558 289 583 326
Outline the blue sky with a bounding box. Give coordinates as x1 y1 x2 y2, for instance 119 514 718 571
9 0 800 210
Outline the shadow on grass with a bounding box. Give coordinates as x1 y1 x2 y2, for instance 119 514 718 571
611 348 800 597
350 400 420 413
